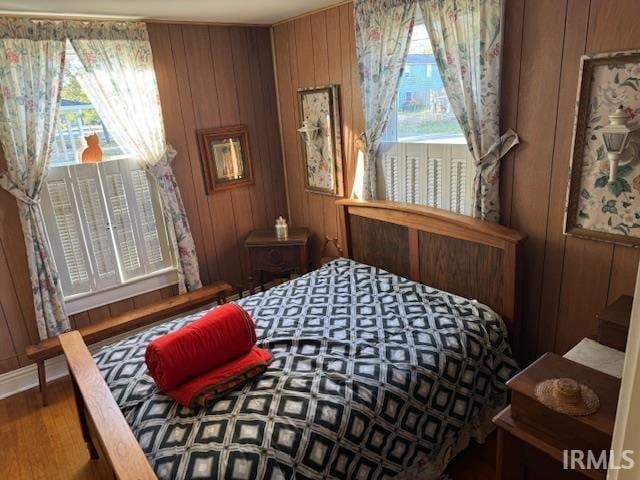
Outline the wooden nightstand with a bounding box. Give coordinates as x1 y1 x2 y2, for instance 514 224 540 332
244 228 310 293
493 353 620 479
597 294 632 351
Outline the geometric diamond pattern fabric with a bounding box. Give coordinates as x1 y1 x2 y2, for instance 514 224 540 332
93 258 519 480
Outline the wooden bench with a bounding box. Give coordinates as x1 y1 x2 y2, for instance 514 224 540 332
26 281 234 405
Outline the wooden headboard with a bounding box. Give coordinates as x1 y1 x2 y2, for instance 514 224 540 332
337 199 526 347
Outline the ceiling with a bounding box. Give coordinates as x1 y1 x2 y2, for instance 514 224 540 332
0 0 343 25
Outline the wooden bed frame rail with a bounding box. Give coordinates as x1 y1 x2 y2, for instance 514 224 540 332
337 199 526 347
61 330 156 479
27 281 233 405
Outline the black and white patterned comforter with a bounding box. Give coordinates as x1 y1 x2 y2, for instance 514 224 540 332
93 258 519 480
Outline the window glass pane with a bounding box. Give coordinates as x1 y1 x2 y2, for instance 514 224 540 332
50 42 130 166
379 12 473 216
389 14 465 144
42 42 177 301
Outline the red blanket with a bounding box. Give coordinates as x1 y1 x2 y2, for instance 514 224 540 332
145 303 270 406
168 347 272 407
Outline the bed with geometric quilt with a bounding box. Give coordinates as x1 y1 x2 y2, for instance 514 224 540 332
93 258 519 480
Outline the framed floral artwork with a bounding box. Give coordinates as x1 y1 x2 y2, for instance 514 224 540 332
297 85 344 196
197 125 254 193
565 50 640 247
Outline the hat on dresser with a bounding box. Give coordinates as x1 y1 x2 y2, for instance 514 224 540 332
534 377 600 416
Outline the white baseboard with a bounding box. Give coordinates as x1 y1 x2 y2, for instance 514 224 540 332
0 284 270 401
0 355 69 400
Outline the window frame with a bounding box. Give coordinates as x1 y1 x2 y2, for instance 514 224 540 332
41 159 178 315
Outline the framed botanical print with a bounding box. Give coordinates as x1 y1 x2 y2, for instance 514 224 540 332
565 50 640 247
197 125 254 193
297 85 344 196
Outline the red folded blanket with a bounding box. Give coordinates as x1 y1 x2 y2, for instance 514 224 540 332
169 347 272 407
145 303 271 406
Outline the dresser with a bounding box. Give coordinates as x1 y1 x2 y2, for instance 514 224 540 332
244 228 310 293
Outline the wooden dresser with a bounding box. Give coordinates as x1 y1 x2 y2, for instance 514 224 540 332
244 228 310 293
494 353 621 479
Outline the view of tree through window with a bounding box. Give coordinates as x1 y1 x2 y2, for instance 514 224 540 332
384 14 464 144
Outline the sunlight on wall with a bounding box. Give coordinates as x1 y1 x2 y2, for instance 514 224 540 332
351 148 366 199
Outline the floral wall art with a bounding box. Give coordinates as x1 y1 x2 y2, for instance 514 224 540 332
565 50 640 247
297 85 344 196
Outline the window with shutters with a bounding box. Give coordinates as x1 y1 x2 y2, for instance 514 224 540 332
379 11 475 215
41 42 176 314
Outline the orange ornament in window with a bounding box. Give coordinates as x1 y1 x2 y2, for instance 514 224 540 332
81 133 103 163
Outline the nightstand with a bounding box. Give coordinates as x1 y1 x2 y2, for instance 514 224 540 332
493 353 620 479
244 228 310 293
597 294 632 351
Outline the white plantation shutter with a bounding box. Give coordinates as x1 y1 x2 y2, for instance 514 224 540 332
42 159 176 301
131 170 164 264
405 155 418 204
378 142 474 214
425 156 443 208
383 151 399 201
41 167 92 296
70 164 119 290
449 145 472 215
100 161 144 279
127 164 172 271
100 158 172 278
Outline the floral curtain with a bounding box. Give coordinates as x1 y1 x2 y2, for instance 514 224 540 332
418 0 518 222
0 18 70 339
69 22 202 293
354 0 417 199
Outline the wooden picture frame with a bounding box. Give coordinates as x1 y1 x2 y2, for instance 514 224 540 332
565 50 640 247
197 125 254 193
297 85 344 196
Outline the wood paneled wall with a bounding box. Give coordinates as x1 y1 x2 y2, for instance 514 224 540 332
273 0 640 362
501 0 640 361
272 3 364 265
0 23 286 375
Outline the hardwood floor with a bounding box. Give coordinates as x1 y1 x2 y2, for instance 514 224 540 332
0 378 112 479
0 377 496 479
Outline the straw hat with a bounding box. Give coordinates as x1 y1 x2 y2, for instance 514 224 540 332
534 378 600 416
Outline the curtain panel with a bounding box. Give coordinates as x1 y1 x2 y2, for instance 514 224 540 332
0 18 70 339
354 0 417 199
419 0 518 222
71 26 202 293
354 0 518 221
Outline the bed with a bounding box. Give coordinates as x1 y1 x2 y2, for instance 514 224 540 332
60 199 526 479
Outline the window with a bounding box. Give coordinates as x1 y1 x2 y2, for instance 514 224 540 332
41 42 176 312
379 11 474 215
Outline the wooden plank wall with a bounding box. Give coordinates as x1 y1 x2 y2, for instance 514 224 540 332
272 3 364 266
0 23 286 374
273 0 640 362
501 0 640 361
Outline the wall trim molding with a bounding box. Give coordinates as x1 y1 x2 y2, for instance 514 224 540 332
0 11 269 27
0 2 354 28
271 0 352 27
